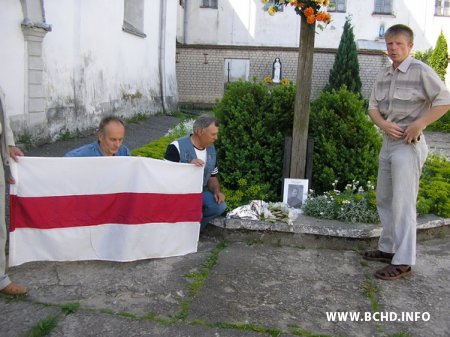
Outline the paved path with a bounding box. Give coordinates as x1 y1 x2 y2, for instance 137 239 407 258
1 117 449 337
424 131 450 160
2 237 450 337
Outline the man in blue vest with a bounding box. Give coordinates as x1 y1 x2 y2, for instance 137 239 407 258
164 115 226 232
65 116 130 157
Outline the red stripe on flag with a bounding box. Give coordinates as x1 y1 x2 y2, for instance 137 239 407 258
10 193 202 231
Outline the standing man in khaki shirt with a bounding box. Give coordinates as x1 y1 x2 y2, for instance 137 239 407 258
0 86 27 295
363 24 450 280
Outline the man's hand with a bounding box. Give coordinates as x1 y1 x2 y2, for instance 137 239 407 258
190 159 204 167
403 121 424 144
8 146 24 184
9 146 24 162
381 121 405 140
214 191 225 204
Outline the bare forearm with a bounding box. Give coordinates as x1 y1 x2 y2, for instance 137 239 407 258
207 176 221 193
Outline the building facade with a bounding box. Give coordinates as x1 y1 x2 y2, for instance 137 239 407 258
0 0 178 143
176 0 450 106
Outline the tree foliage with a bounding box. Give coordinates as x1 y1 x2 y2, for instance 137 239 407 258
429 30 448 82
325 17 362 96
309 87 382 193
214 80 295 201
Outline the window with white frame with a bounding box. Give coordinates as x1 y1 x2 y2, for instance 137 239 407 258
374 0 393 14
123 0 146 38
435 0 450 16
200 0 218 9
328 0 346 12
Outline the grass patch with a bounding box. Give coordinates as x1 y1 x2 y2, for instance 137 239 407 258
361 277 380 313
185 241 228 297
289 324 335 337
212 322 282 337
175 241 228 321
141 313 173 326
61 302 80 315
27 315 58 337
17 131 33 150
388 333 413 337
125 113 148 124
56 128 82 141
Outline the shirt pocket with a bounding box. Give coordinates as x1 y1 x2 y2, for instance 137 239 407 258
393 87 424 102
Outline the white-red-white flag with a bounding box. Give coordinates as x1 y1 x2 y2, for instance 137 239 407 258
8 156 203 266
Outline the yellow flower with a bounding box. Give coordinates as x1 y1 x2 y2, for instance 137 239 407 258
268 6 277 15
261 0 269 4
278 0 286 3
280 78 290 85
263 75 273 84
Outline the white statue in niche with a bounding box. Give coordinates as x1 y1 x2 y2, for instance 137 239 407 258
272 57 282 83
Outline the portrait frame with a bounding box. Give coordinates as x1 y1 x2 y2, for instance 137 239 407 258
282 178 308 209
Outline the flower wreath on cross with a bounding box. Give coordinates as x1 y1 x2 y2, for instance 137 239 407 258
262 0 332 28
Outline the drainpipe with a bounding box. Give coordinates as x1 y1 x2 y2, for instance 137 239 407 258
159 0 167 114
183 0 189 44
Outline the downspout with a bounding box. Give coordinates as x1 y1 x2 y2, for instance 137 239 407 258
159 0 167 114
183 0 189 44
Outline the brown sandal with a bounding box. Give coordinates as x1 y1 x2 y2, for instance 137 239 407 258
363 250 394 263
374 264 412 280
0 283 28 296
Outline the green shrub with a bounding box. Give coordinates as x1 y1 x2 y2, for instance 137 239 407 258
417 154 450 217
222 179 272 211
413 48 433 64
429 30 448 82
427 110 450 132
309 87 382 194
303 180 379 223
214 80 295 201
131 119 194 159
132 134 178 159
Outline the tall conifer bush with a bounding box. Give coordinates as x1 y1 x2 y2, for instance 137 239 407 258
325 17 362 96
429 30 448 82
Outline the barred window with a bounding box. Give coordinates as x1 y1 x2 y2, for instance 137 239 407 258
200 0 218 9
123 0 146 38
328 0 346 12
374 0 393 14
435 0 450 16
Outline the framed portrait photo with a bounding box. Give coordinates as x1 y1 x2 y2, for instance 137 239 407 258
283 179 308 209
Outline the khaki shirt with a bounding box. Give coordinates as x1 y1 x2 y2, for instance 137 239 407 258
0 86 16 164
368 56 450 128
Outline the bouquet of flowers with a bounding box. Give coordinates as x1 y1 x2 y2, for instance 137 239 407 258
262 0 332 26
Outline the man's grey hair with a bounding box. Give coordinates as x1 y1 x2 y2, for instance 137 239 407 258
385 24 414 44
193 114 218 133
97 115 125 134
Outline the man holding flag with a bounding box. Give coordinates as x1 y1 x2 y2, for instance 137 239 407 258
164 115 227 232
65 116 130 157
0 86 27 296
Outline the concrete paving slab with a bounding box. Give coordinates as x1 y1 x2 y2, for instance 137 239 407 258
188 242 376 337
48 311 270 337
6 241 217 318
372 238 450 337
0 300 61 337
